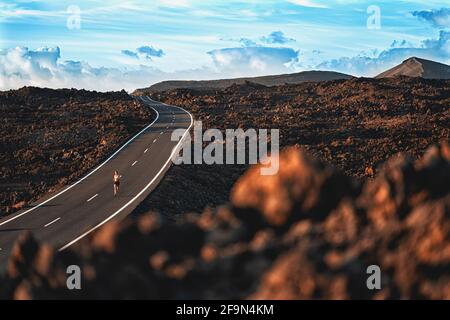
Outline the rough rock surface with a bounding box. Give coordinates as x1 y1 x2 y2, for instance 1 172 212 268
0 87 154 217
0 143 448 299
136 77 449 218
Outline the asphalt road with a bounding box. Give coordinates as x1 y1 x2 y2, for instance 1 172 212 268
0 96 192 270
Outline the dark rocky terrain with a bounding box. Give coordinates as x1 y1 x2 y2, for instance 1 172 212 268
0 74 448 300
135 77 449 218
0 143 448 299
131 163 246 222
0 87 154 217
134 70 353 93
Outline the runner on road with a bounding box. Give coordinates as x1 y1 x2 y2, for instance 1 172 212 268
113 170 122 196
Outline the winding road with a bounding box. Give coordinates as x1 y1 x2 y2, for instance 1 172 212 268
0 97 193 270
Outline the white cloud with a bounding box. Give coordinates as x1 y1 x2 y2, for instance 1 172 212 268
260 31 295 44
0 2 58 18
208 46 300 76
122 46 165 61
157 0 191 8
288 0 328 9
412 8 450 29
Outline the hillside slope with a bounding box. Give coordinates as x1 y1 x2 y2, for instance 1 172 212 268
134 70 353 94
376 57 450 79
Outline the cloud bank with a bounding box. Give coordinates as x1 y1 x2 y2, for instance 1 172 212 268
0 46 171 91
0 44 300 91
0 31 303 91
0 47 298 91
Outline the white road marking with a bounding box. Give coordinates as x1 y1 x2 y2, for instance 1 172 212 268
144 148 148 153
153 139 157 143
44 217 61 228
160 132 163 135
87 194 98 202
0 105 160 228
132 160 138 167
58 98 194 251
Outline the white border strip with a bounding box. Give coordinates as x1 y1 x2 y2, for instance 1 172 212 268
0 97 160 227
58 97 193 251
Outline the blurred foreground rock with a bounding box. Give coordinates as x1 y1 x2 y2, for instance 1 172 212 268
0 143 449 299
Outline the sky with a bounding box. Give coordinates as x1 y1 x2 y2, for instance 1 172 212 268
1 0 450 91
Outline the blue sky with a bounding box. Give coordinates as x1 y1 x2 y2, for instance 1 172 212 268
1 0 450 91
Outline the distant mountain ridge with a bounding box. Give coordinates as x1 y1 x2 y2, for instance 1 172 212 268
134 70 353 94
376 57 450 79
134 57 450 94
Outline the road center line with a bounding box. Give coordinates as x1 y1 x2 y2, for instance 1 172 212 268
44 217 61 228
87 194 98 202
144 148 148 153
132 160 138 166
153 139 157 143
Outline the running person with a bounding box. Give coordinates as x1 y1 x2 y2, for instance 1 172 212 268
113 170 122 196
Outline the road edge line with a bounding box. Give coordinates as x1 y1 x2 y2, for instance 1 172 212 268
58 97 193 251
0 98 160 227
